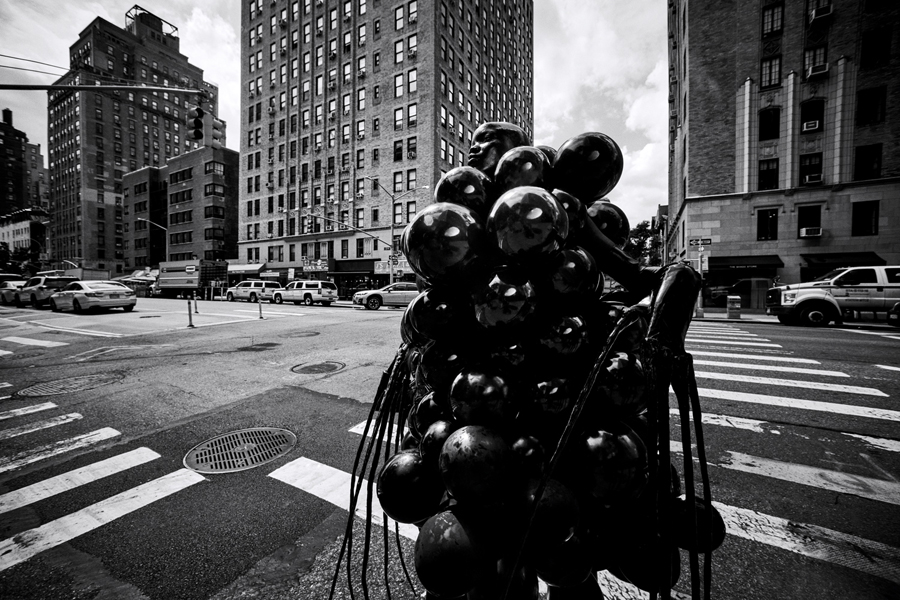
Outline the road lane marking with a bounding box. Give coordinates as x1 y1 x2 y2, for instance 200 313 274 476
846 330 900 342
845 434 900 453
0 403 57 422
0 428 121 474
31 322 122 338
234 309 308 317
695 387 900 421
0 350 11 356
1 336 69 348
694 372 887 396
0 383 10 388
714 502 900 585
686 338 782 348
0 448 161 514
689 350 820 364
689 329 760 337
692 360 847 377
876 364 900 372
0 468 204 571
0 413 82 441
268 456 419 540
66 345 176 362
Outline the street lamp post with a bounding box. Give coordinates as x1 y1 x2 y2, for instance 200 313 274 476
136 218 169 265
363 177 428 285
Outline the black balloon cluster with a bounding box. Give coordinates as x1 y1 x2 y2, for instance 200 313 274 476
365 123 721 600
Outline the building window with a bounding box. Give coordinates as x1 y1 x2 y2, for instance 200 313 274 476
394 73 404 97
393 202 403 224
797 205 821 238
760 57 781 88
394 140 403 161
856 87 887 126
758 108 780 140
799 153 823 186
854 144 882 181
860 28 893 70
851 201 879 236
393 172 403 194
800 99 824 133
757 208 778 241
356 238 365 258
803 47 827 76
406 201 416 222
762 4 783 36
406 168 417 190
758 159 779 191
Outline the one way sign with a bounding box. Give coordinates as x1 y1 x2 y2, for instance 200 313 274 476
689 238 712 246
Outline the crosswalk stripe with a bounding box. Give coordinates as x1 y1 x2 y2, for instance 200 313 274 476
694 372 887 396
0 382 11 388
715 502 900 585
0 468 204 572
689 350 820 364
876 364 900 372
0 413 82 441
692 359 847 377
689 330 760 337
697 387 900 422
670 408 900 452
0 447 161 514
0 350 12 356
0 402 57 422
847 330 900 342
268 456 419 539
0 428 121 474
1 336 68 348
687 338 782 348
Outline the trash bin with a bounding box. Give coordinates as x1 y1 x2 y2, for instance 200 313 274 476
726 295 741 319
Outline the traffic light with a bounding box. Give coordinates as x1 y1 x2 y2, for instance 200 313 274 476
207 116 224 150
186 106 205 141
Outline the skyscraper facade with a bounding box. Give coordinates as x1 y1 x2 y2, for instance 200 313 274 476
47 6 219 274
239 0 534 296
0 108 30 215
667 0 899 292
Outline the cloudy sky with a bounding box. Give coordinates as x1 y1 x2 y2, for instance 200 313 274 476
0 0 667 227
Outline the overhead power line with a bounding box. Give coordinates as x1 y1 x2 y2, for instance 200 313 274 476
0 64 65 77
0 53 69 71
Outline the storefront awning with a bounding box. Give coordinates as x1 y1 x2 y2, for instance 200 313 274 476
708 255 784 269
227 263 265 274
800 252 885 266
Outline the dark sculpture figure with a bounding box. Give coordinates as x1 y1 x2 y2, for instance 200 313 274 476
467 121 531 177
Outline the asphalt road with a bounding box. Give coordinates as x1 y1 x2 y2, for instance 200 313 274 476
0 298 898 600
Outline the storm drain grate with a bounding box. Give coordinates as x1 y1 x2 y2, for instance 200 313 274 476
291 361 345 374
183 427 297 474
16 373 123 397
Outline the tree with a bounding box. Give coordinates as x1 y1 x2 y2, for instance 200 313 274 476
623 220 662 266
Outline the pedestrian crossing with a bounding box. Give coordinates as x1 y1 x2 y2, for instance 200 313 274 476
0 334 70 358
0 321 898 598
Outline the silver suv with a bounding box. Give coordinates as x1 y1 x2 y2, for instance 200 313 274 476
225 280 283 303
16 275 80 308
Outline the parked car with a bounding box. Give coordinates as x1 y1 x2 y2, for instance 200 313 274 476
353 282 419 310
0 280 27 305
225 280 283 303
15 275 80 308
273 280 337 305
766 265 900 326
49 280 137 313
888 302 900 327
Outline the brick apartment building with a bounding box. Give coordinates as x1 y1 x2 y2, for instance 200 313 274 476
121 146 240 270
238 0 534 296
667 0 899 304
47 6 220 275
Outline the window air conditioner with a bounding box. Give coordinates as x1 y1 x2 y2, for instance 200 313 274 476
315 144 322 151
407 151 417 159
799 227 822 238
806 64 829 79
327 169 334 175
408 49 417 58
803 174 823 184
357 133 365 140
316 28 323 36
325 224 333 231
267 233 273 238
268 106 276 113
270 81 276 88
249 91 255 98
328 111 336 119
327 195 336 202
268 159 274 165
329 50 337 59
809 5 832 24
356 192 365 199
409 14 417 23
266 182 274 189
802 120 820 132
280 48 286 55
344 14 351 21
357 68 366 78
343 108 350 115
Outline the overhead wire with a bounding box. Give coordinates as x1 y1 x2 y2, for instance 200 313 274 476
0 53 69 71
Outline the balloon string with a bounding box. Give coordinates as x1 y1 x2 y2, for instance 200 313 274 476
686 356 713 600
673 356 700 599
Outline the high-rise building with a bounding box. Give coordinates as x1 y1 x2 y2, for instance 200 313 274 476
239 0 534 297
0 109 31 215
667 0 899 301
47 6 220 275
24 143 49 212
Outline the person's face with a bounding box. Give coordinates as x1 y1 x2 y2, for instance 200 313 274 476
467 123 523 176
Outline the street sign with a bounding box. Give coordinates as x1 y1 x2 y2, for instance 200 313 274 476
689 238 712 246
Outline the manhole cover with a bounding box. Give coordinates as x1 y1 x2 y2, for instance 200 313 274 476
16 373 123 397
183 427 297 474
291 361 345 374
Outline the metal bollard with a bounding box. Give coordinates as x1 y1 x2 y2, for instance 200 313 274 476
258 297 264 319
187 300 195 328
194 293 199 314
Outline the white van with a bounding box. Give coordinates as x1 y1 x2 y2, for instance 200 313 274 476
273 280 337 305
766 265 900 326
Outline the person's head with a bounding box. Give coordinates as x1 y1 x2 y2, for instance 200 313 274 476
467 122 530 177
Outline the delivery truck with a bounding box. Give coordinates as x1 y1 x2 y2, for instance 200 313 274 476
156 259 227 298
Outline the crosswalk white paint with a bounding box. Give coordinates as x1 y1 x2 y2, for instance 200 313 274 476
846 330 900 342
694 372 888 396
0 402 57 422
689 350 820 364
0 349 12 356
686 337 782 348
0 447 161 514
689 330 761 337
0 382 10 389
696 387 900 422
0 468 205 572
0 413 82 441
0 428 121 474
31 323 122 338
876 364 900 372
692 359 847 377
1 336 69 348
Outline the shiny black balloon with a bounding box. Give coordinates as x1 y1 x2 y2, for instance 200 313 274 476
439 425 517 506
403 202 488 286
531 530 594 588
419 342 471 393
596 351 648 417
471 266 539 334
553 131 624 201
493 146 552 196
511 435 546 493
547 247 601 297
415 509 494 598
552 189 586 238
413 392 450 438
487 186 568 263
433 166 494 217
672 495 726 553
578 421 648 504
537 144 558 165
586 199 630 249
532 377 576 417
421 419 460 467
407 287 476 344
535 313 589 358
525 479 580 550
376 450 444 524
449 366 519 426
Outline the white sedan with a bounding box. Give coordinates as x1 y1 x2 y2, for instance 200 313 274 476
49 280 137 313
0 280 27 305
